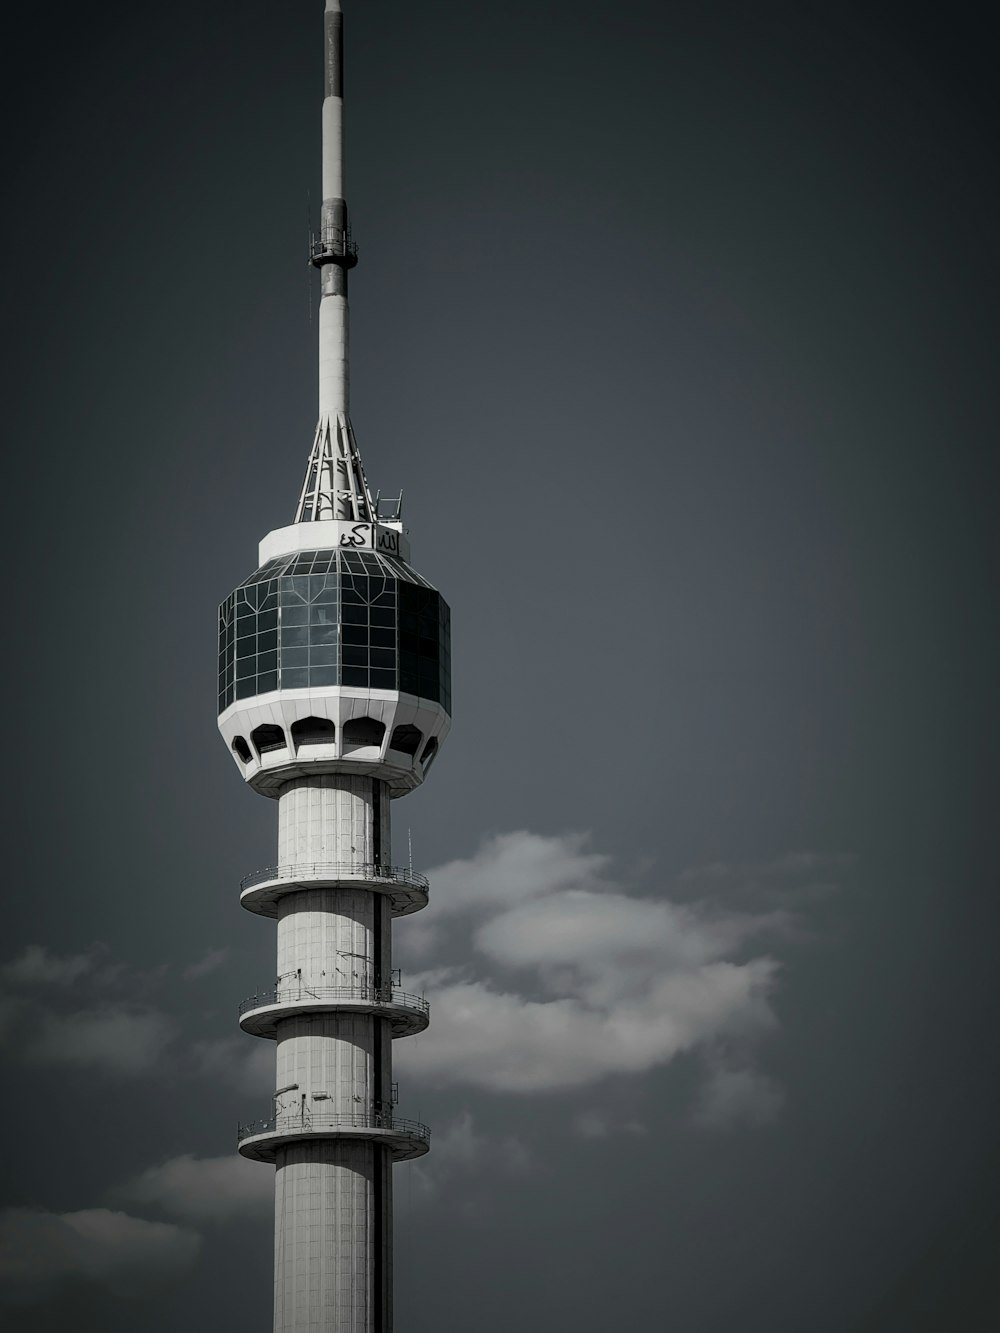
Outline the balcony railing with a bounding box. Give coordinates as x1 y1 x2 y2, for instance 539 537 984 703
239 985 429 1019
240 862 429 893
238 1112 430 1144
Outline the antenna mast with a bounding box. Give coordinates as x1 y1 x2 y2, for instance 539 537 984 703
295 0 375 525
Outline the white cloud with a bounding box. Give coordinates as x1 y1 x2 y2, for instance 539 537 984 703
395 831 788 1096
0 1207 200 1303
692 1059 786 1130
183 948 230 981
123 1154 272 1224
30 1007 174 1076
397 961 777 1093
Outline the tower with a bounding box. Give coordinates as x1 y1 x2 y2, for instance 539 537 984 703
217 4 450 1329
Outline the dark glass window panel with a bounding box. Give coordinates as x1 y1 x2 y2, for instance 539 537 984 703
257 650 278 673
341 603 367 624
341 666 368 687
399 632 419 655
313 583 339 605
342 553 366 573
258 610 278 631
282 647 308 669
280 625 309 647
309 665 339 687
257 672 278 693
399 667 419 694
309 623 339 645
310 646 337 666
369 668 396 689
342 625 368 646
370 628 396 648
282 668 309 689
341 584 365 604
280 604 309 625
258 631 278 654
370 607 395 627
236 677 257 700
237 657 257 678
399 612 419 634
310 605 338 626
342 645 367 667
370 649 396 670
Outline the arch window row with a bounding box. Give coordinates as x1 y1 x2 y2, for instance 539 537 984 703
231 720 436 766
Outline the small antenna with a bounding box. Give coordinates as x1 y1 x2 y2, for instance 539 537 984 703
408 828 413 875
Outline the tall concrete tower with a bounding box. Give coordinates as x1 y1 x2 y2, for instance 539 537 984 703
217 4 450 1328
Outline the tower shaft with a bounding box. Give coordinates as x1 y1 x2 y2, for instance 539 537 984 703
273 777 393 1332
319 0 350 423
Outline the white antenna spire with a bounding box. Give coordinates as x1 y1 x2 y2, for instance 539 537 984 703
295 0 376 524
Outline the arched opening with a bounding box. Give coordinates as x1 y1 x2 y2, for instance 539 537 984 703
420 737 439 772
342 717 386 750
389 724 422 757
291 717 336 749
251 724 287 757
232 736 252 764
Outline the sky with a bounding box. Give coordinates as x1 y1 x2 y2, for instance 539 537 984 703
1 0 998 1328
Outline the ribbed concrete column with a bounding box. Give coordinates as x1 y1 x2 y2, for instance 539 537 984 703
275 1141 392 1332
278 775 389 870
272 775 394 1332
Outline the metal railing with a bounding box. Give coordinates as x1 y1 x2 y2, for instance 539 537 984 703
240 862 429 892
239 985 429 1019
238 1112 429 1143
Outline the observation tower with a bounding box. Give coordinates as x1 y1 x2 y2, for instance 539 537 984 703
216 4 450 1328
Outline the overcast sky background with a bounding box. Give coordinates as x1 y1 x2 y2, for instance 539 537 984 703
1 1 998 1329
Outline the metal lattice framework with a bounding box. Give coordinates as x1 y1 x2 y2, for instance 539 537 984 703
295 411 376 523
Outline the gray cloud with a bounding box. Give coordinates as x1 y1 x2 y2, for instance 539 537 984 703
122 1154 273 1224
191 1036 274 1096
0 1208 200 1304
28 1007 175 1077
2 945 100 988
182 948 230 981
400 1112 531 1211
692 1057 786 1130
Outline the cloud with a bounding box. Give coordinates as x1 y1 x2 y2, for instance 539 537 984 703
397 962 776 1093
2 945 99 988
192 1036 273 1096
393 832 839 1104
27 1006 174 1076
183 948 230 981
692 1058 786 1130
399 1112 531 1210
0 1208 200 1304
123 1154 272 1224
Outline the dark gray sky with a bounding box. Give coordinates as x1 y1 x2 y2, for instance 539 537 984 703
1 1 998 1329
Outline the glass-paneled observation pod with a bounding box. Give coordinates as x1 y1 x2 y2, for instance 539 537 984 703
217 548 451 797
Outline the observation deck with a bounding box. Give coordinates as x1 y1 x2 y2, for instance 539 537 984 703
239 984 429 1039
238 1111 430 1164
240 862 429 918
309 234 359 268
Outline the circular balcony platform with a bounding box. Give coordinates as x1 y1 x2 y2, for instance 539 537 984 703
238 1113 430 1164
239 985 429 1039
240 862 429 919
